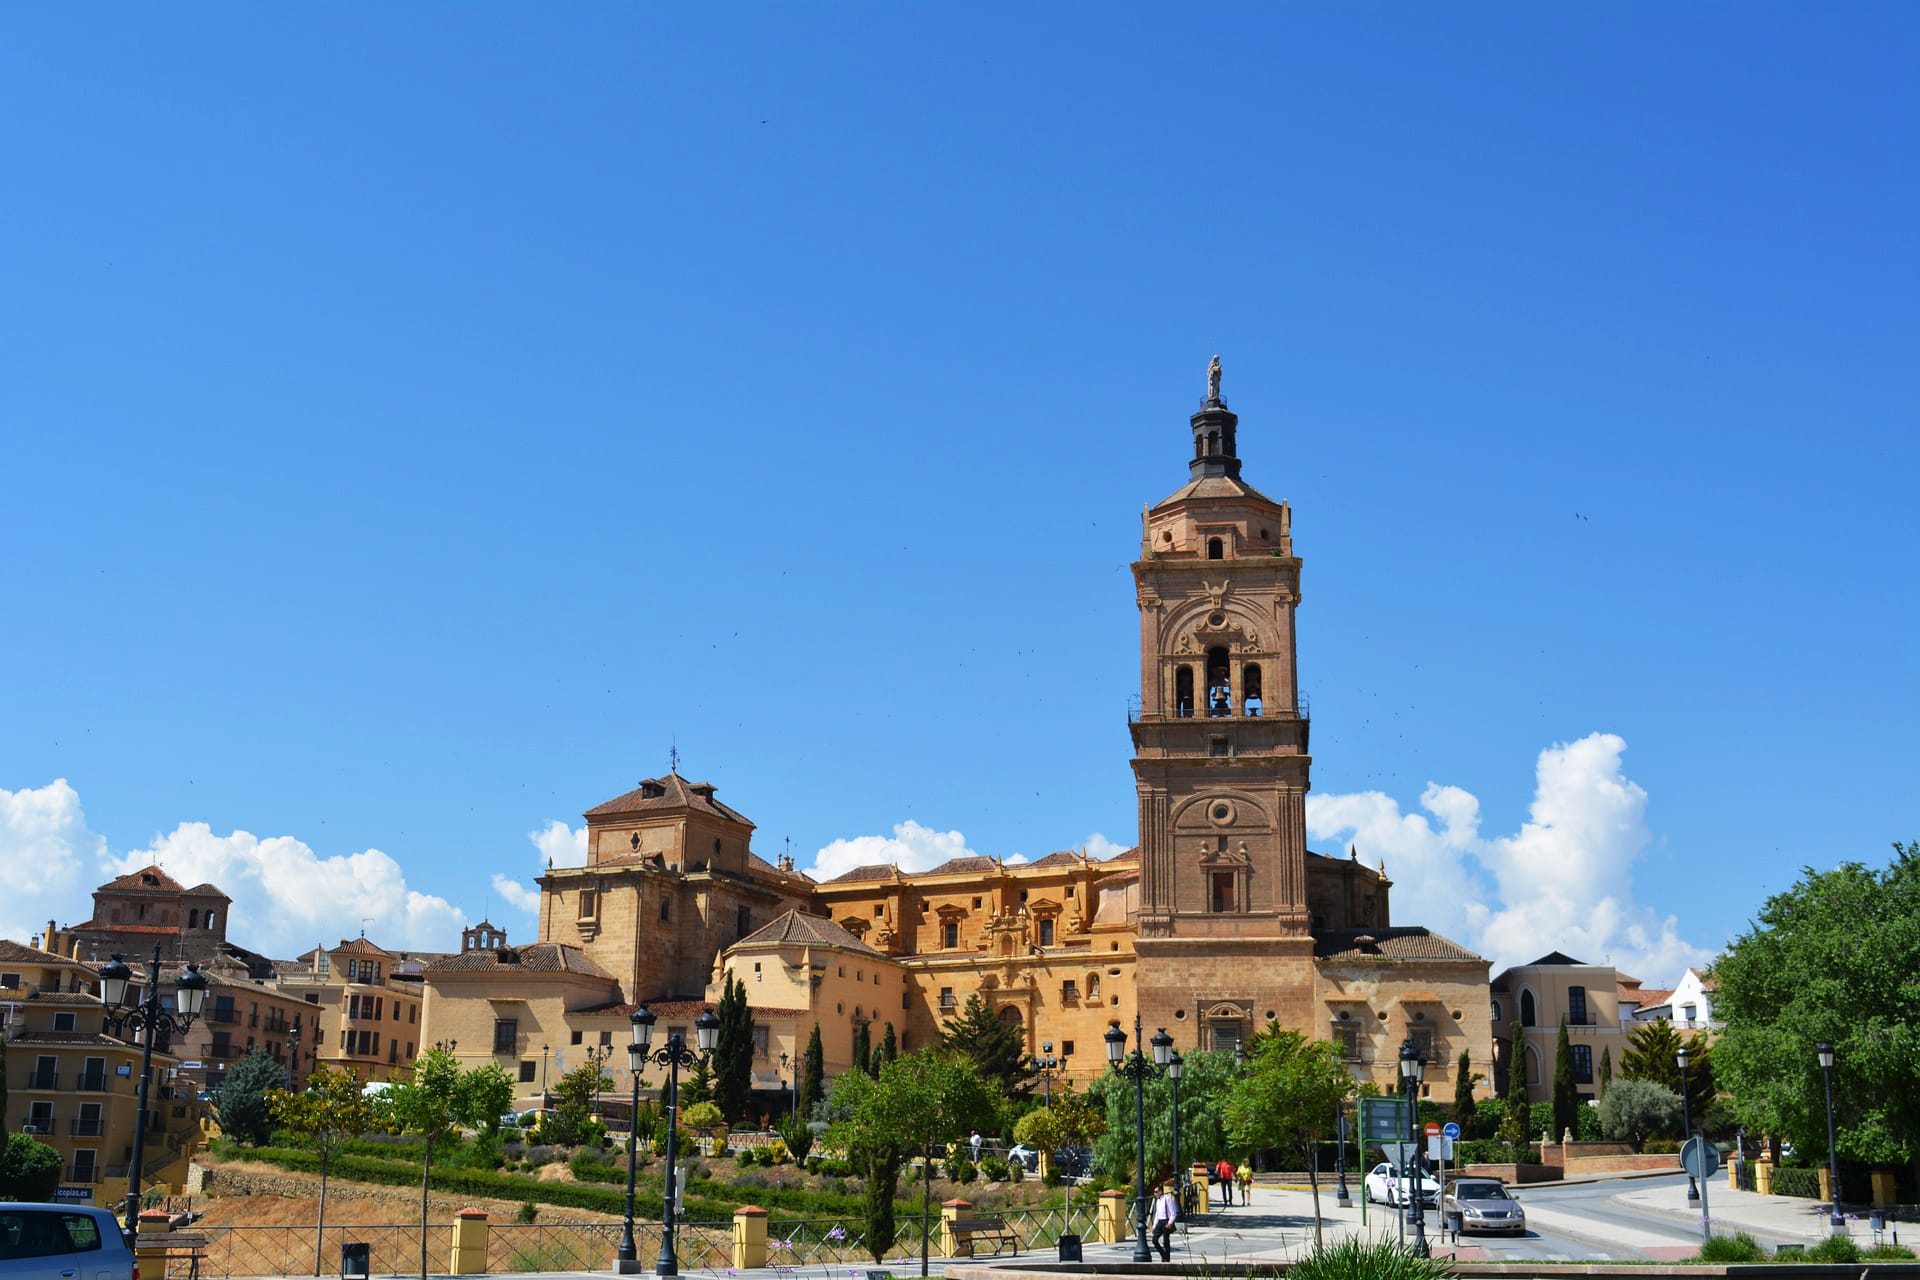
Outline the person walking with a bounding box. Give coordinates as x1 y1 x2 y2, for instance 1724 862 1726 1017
1236 1159 1252 1207
1150 1182 1179 1262
1215 1157 1235 1207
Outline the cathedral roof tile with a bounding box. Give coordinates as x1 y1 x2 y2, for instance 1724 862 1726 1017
823 864 898 884
923 856 998 877
735 911 883 955
584 774 754 826
100 865 187 895
425 942 613 977
1313 928 1485 963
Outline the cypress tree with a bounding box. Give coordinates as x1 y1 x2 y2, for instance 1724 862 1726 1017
864 1150 901 1263
713 974 755 1124
1498 1019 1530 1146
1598 1046 1613 1097
880 1021 898 1064
851 1019 872 1079
1551 1017 1579 1141
1451 1049 1478 1131
799 1023 825 1120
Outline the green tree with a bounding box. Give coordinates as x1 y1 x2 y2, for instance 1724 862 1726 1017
681 1100 727 1154
938 994 1035 1097
1089 1048 1237 1185
798 1023 825 1121
463 1062 515 1136
1224 1030 1355 1246
1715 842 1920 1170
212 1048 286 1146
1596 1077 1683 1151
826 1051 999 1266
1451 1050 1481 1131
680 1057 713 1108
1551 1018 1580 1141
713 973 755 1125
1011 1084 1108 1157
266 1065 382 1275
880 1022 898 1065
1620 1019 1715 1126
851 1018 872 1081
385 1048 495 1280
0 1133 61 1201
546 1059 611 1145
1598 1046 1613 1097
1498 1020 1529 1145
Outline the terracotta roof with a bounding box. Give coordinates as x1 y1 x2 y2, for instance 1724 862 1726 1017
1152 472 1286 509
79 924 178 935
9 1030 165 1052
1313 928 1486 963
332 938 395 957
424 943 614 978
23 992 103 1006
1104 846 1140 863
1634 988 1675 1008
733 911 882 955
924 856 998 877
748 853 814 883
100 865 187 894
185 883 230 899
824 864 899 884
1028 851 1084 868
584 774 754 826
0 939 85 966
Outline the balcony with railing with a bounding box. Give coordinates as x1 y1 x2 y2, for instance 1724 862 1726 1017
23 1068 58 1090
68 1116 104 1137
207 1007 241 1025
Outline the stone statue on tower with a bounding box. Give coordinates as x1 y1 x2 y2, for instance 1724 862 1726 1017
1206 354 1222 404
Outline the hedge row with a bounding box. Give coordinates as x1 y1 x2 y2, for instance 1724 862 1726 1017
228 1146 896 1221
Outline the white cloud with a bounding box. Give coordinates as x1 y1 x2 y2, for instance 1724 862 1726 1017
1307 732 1715 980
531 820 588 870
490 873 541 914
488 820 589 924
103 825 466 955
808 820 980 883
0 780 106 944
1082 832 1133 861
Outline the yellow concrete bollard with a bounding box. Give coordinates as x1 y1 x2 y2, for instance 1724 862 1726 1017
450 1208 489 1275
1189 1164 1213 1216
733 1206 768 1269
1872 1170 1895 1208
1756 1160 1773 1195
1096 1190 1128 1244
1817 1166 1834 1206
940 1199 972 1256
134 1209 172 1277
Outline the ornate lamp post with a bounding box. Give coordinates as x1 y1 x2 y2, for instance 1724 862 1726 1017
616 1013 650 1273
1335 1101 1352 1207
1031 1041 1061 1107
779 1051 794 1123
541 1043 551 1107
1677 1045 1699 1204
1398 1038 1429 1257
1817 1042 1843 1229
630 1007 720 1276
98 947 208 1231
286 1019 302 1088
1166 1046 1184 1214
1105 1019 1155 1262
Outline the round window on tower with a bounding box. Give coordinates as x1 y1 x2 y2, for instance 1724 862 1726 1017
1208 612 1225 628
1207 800 1237 827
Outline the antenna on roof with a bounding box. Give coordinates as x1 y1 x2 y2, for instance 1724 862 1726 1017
669 740 680 775
360 918 374 939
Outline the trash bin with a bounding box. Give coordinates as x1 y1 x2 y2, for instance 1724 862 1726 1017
341 1241 370 1279
1058 1234 1083 1263
1445 1210 1464 1239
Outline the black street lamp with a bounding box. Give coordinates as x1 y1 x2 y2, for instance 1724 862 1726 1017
1105 1018 1166 1263
1335 1102 1352 1207
1166 1047 1184 1214
779 1051 794 1123
616 1014 651 1274
98 946 208 1232
1398 1038 1429 1257
1031 1041 1061 1107
1817 1043 1843 1230
1677 1045 1699 1204
541 1043 551 1107
629 1007 720 1276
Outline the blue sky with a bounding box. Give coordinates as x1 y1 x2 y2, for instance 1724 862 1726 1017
2 5 1914 979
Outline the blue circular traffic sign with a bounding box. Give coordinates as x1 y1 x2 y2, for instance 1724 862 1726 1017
1442 1122 1461 1139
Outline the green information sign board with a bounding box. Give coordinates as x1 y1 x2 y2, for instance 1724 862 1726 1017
1360 1095 1411 1144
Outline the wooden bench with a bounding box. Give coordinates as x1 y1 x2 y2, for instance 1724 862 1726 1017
134 1230 209 1279
948 1216 1019 1257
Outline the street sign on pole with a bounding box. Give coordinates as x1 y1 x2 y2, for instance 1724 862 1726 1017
1362 1096 1411 1143
1379 1141 1419 1165
1425 1122 1440 1138
1442 1122 1461 1140
1681 1137 1720 1180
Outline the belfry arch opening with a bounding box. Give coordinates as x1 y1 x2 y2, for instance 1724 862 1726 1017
1175 666 1195 718
1207 537 1224 559
1242 663 1263 717
1206 647 1232 717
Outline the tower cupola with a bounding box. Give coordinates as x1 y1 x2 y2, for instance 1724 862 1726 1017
1190 354 1241 480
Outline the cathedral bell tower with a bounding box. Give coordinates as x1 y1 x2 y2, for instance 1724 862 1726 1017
1129 357 1316 1053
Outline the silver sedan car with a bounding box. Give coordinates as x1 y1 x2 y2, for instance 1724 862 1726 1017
1440 1177 1527 1235
0 1204 137 1279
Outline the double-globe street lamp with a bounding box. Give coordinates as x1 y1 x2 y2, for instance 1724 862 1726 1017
98 947 208 1232
1104 1018 1172 1263
1031 1042 1062 1107
1398 1038 1429 1257
1677 1045 1699 1204
1817 1042 1843 1230
619 1008 720 1276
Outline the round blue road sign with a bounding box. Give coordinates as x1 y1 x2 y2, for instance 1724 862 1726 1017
1442 1122 1461 1140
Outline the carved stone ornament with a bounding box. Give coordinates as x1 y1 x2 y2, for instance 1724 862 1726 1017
1203 1001 1250 1022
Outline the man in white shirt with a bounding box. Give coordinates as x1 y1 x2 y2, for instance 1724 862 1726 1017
1150 1182 1179 1261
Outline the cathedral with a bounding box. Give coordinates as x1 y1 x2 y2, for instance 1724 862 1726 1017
421 367 1492 1105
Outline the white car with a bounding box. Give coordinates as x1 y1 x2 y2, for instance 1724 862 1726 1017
1006 1143 1040 1171
1363 1161 1440 1207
